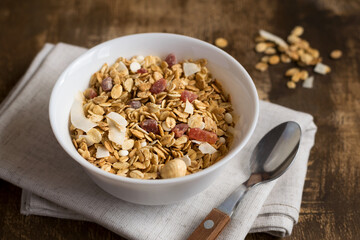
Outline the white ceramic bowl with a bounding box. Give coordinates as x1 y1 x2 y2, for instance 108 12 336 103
49 33 259 205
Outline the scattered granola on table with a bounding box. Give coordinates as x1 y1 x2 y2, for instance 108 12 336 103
70 54 235 179
254 26 342 89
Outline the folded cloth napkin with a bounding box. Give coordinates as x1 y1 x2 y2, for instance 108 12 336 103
0 43 317 240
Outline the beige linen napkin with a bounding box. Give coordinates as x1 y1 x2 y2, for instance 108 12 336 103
0 43 317 240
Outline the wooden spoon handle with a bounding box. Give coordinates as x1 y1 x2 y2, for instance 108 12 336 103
187 208 230 240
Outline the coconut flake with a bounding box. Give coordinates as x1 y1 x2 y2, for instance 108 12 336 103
184 100 194 114
199 122 205 130
191 140 203 145
199 142 217 154
96 145 110 158
314 63 331 75
70 92 97 132
107 119 126 145
259 30 288 49
78 135 95 146
130 62 141 73
183 62 201 77
136 55 144 63
303 76 314 88
179 155 191 166
117 61 129 75
106 112 127 127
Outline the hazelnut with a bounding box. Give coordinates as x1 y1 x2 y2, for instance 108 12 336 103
160 159 187 179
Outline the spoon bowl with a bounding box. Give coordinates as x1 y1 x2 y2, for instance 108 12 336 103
246 121 301 187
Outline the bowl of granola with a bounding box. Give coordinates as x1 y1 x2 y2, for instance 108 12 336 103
49 33 259 205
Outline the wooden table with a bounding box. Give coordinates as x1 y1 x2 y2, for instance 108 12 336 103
1 0 359 239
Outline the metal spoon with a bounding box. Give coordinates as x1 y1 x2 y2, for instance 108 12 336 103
188 121 301 240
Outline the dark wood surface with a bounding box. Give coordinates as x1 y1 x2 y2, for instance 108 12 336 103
0 0 359 239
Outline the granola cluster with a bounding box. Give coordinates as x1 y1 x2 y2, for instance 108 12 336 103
70 54 235 179
254 27 342 89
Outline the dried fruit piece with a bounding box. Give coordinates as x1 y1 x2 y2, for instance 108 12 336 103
171 123 189 138
128 100 141 109
188 128 218 144
101 77 113 92
140 119 159 134
330 50 342 59
165 53 177 67
181 90 198 103
84 88 97 99
137 68 147 74
150 78 166 94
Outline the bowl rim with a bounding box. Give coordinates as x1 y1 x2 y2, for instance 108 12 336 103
49 32 259 185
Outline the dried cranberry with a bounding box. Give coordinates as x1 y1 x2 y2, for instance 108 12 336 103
128 100 142 109
172 123 189 138
165 53 177 68
180 90 198 103
150 78 166 94
84 88 98 99
140 119 159 134
137 68 147 74
188 128 218 144
101 77 113 92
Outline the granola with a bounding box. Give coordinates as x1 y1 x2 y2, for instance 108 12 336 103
69 54 235 179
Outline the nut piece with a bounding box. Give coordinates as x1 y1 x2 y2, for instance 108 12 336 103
291 26 304 37
215 38 228 48
269 55 280 65
224 113 233 124
330 50 342 59
287 81 296 89
160 159 187 179
285 68 300 77
255 62 268 72
255 42 267 53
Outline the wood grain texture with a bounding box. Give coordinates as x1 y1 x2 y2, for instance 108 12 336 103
0 0 359 239
188 208 230 240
